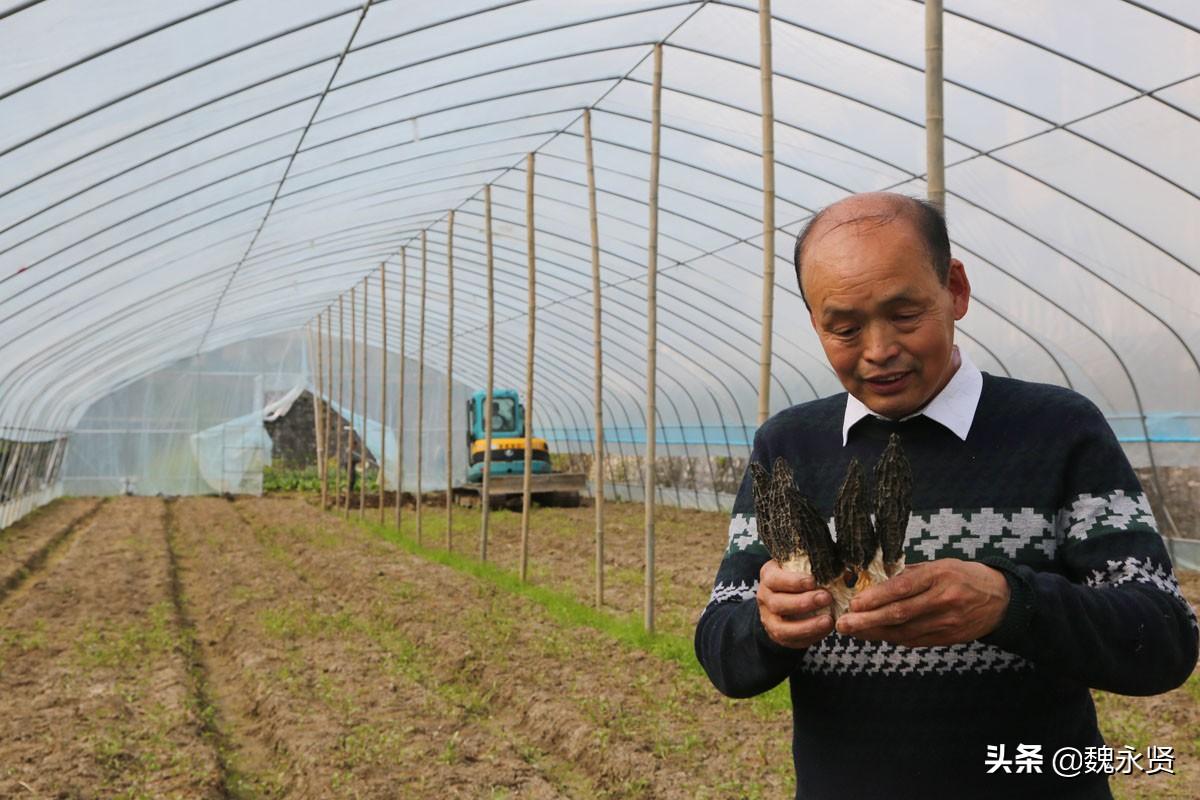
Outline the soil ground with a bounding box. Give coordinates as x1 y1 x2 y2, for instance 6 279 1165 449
0 496 222 797
0 494 1195 799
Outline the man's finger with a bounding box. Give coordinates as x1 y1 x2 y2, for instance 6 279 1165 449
847 564 934 612
762 587 831 617
836 594 932 634
761 562 818 593
768 612 834 647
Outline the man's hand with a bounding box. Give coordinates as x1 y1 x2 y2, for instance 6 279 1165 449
835 559 1010 647
757 560 835 649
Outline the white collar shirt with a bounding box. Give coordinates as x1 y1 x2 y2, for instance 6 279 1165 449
841 346 983 446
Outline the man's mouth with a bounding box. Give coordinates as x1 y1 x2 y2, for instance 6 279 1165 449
863 372 911 394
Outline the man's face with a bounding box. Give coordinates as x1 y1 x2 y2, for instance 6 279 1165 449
802 212 970 419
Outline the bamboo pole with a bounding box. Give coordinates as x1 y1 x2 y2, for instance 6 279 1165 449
396 249 408 532
583 108 606 608
445 210 455 550
480 186 495 561
925 0 945 211
758 0 776 428
379 264 388 525
335 296 344 508
417 231 427 545
312 321 326 508
359 276 368 519
644 43 663 633
348 287 355 520
520 153 536 584
324 311 333 508
347 286 356 518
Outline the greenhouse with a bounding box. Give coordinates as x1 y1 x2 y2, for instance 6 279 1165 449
0 1 1197 797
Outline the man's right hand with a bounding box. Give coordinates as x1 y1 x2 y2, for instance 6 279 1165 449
757 560 835 649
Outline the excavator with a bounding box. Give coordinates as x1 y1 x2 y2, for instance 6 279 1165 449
456 388 586 509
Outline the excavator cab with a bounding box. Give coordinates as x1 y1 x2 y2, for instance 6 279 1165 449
465 389 551 482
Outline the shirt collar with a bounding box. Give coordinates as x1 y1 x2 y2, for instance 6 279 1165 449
841 346 983 445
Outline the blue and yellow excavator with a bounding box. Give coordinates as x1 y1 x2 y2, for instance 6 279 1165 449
460 388 585 508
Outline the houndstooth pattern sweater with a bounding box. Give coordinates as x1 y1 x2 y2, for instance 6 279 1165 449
694 375 1198 800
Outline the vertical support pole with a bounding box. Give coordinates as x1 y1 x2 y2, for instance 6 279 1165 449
758 0 776 428
925 0 945 212
379 264 388 525
335 296 344 509
480 186 496 562
644 42 663 633
520 153 536 584
360 276 368 519
417 231 428 545
347 286 356 519
324 311 332 508
445 210 455 550
396 249 408 532
312 321 326 506
583 108 605 608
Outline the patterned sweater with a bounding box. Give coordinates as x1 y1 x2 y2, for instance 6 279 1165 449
695 375 1198 799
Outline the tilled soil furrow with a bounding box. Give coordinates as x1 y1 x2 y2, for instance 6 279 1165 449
172 496 584 798
0 497 104 605
0 496 223 798
163 498 239 799
238 496 795 799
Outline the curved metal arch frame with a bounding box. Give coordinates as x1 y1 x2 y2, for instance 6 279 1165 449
419 208 797 413
0 0 1193 494
583 93 1200 389
4 8 1185 352
393 234 756 444
449 189 824 405
380 270 708 508
364 282 655 504
485 136 1074 393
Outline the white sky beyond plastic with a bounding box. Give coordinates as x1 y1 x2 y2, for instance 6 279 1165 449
1 1 1197 490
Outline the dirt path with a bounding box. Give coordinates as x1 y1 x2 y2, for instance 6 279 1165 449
171 495 595 798
0 496 222 798
317 496 733 642
3 495 1192 798
0 496 101 603
232 496 795 799
311 495 1200 800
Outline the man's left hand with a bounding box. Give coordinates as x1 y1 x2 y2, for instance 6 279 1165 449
835 559 1010 647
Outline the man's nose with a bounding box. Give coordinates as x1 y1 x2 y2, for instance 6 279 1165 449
862 323 900 364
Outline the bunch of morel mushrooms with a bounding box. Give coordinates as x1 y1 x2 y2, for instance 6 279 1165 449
750 434 912 620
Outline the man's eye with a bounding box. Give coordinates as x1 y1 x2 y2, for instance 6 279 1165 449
894 313 919 322
832 327 859 338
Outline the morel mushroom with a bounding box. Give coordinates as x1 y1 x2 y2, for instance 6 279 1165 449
750 440 912 620
872 433 911 578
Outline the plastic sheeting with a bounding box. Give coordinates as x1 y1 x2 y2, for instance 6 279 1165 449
62 333 308 495
0 2 1196 516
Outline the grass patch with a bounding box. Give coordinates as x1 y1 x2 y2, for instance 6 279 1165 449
76 602 178 669
355 515 792 715
1092 691 1153 752
259 604 357 640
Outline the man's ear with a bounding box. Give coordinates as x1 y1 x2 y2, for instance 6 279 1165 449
947 258 970 320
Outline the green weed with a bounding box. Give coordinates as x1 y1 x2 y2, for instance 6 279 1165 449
76 603 177 669
355 515 794 715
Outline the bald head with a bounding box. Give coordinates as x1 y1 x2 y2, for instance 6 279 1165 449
793 193 950 309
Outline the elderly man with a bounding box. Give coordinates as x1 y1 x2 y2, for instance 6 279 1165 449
695 192 1198 799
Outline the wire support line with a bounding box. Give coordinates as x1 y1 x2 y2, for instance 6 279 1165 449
304 2 713 329
195 0 375 356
